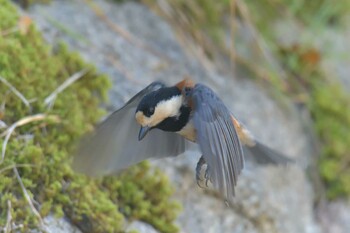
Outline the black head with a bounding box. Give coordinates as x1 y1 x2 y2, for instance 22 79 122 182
135 87 182 139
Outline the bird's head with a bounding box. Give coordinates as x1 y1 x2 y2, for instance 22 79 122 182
135 87 183 140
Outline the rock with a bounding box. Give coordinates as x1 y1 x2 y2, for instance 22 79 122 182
25 0 333 233
317 201 350 233
43 216 82 233
29 215 82 233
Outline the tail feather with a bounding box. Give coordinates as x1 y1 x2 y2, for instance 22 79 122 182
244 141 294 165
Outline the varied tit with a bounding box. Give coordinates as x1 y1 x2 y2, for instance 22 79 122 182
74 79 292 203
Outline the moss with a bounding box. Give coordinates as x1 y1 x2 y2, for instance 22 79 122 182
311 83 350 198
277 45 350 199
0 0 180 232
103 163 181 233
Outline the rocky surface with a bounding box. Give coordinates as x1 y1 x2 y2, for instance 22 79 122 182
24 0 349 232
42 216 82 233
317 200 350 233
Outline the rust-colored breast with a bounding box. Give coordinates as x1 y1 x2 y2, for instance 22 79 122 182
231 116 256 147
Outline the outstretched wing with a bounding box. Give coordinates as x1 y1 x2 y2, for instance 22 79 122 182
73 81 187 176
191 84 244 203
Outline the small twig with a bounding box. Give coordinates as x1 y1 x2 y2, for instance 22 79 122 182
105 54 141 85
14 167 51 233
0 76 31 110
235 0 289 80
4 200 12 233
0 114 60 164
229 0 237 73
0 164 36 174
0 27 18 37
1 90 10 113
148 0 218 80
85 0 170 63
44 69 89 107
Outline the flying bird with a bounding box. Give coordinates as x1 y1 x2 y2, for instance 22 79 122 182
74 79 292 203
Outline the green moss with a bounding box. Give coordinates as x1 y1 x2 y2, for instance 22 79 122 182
311 83 350 198
0 0 180 232
103 163 181 233
277 45 350 199
282 0 350 26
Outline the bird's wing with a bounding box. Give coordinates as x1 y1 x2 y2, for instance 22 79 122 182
231 116 293 165
191 84 244 203
73 81 187 176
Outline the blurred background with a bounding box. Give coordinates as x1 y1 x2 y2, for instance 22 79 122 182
0 0 349 232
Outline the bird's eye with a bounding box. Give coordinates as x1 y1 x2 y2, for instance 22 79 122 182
144 107 154 117
184 87 192 97
149 107 154 114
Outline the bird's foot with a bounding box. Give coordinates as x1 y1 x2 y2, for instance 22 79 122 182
204 166 211 187
196 156 211 188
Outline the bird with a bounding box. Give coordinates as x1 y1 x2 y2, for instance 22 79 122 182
73 79 292 203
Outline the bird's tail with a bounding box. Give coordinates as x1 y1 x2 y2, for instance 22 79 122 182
244 141 294 165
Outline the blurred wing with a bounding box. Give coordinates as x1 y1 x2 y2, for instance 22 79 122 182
73 81 187 176
118 81 165 109
191 84 244 203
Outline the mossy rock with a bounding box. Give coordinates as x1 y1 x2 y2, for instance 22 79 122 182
0 0 180 232
311 83 350 199
277 44 350 199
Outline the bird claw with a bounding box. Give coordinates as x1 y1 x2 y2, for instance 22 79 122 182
204 167 211 187
196 156 205 188
196 156 211 188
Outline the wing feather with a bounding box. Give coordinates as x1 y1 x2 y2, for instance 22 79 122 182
191 84 244 203
218 117 237 187
73 82 187 176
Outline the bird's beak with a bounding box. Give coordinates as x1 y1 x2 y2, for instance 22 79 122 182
138 126 151 141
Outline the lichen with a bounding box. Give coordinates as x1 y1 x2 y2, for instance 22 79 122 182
0 0 180 232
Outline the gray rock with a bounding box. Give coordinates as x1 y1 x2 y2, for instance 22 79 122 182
317 201 350 233
25 1 341 233
28 215 82 233
43 216 82 233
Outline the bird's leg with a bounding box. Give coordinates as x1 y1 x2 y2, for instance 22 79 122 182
196 156 212 188
196 156 206 187
204 166 211 187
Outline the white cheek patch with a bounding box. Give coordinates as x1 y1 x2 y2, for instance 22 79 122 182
156 95 182 116
135 95 183 127
150 95 183 126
